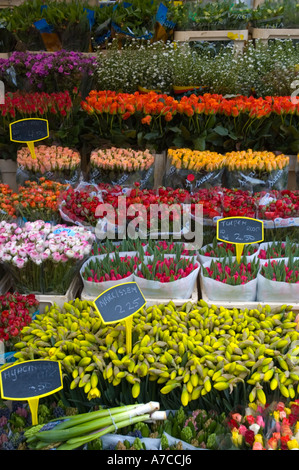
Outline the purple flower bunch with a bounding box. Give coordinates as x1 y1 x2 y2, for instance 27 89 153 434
0 50 97 93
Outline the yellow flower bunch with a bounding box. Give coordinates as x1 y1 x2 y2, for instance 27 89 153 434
168 148 226 172
225 149 289 172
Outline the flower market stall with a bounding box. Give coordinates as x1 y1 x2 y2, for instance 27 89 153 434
1 0 299 454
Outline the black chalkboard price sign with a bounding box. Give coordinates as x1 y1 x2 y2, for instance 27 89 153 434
93 282 146 353
9 118 49 160
0 359 63 425
216 216 264 262
93 282 146 324
9 118 49 143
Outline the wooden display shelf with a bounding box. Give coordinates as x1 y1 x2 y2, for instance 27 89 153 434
173 29 249 52
251 27 299 44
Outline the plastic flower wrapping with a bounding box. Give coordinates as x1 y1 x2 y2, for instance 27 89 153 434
0 220 95 294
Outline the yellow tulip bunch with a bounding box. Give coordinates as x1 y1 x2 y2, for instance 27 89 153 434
225 150 289 172
168 148 226 172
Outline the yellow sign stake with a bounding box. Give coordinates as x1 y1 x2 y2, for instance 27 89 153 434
236 243 245 264
28 397 39 426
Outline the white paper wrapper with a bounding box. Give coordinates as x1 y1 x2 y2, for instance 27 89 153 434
134 255 199 299
80 251 139 297
200 259 257 302
257 257 299 303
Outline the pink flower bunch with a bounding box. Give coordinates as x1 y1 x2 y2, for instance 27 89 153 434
82 252 141 283
260 258 299 283
17 145 81 174
203 258 259 285
90 147 154 172
144 240 195 257
136 256 198 282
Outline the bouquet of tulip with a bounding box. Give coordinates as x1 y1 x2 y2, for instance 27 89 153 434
89 147 155 189
144 240 197 257
0 220 94 294
14 179 69 223
225 150 289 192
92 238 146 256
260 258 299 283
258 239 299 260
201 256 259 301
198 237 259 264
80 251 142 296
257 256 299 303
136 255 199 283
16 144 81 186
0 184 17 221
165 149 226 191
82 252 141 283
134 253 200 299
203 257 260 286
0 292 39 352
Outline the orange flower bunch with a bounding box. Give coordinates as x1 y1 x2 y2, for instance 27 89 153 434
13 178 68 222
168 148 226 172
0 184 17 220
225 150 289 172
81 91 299 122
90 147 154 172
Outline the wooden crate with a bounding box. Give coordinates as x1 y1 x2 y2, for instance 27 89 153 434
173 29 249 52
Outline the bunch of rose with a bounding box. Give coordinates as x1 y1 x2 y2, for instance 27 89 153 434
222 188 257 218
255 190 299 220
167 148 226 172
136 255 199 282
260 258 299 283
13 178 68 223
0 184 17 221
90 148 154 172
17 145 81 175
225 150 289 172
0 292 39 351
258 240 299 260
0 220 94 294
82 253 141 283
227 401 299 450
202 257 260 285
198 238 258 258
